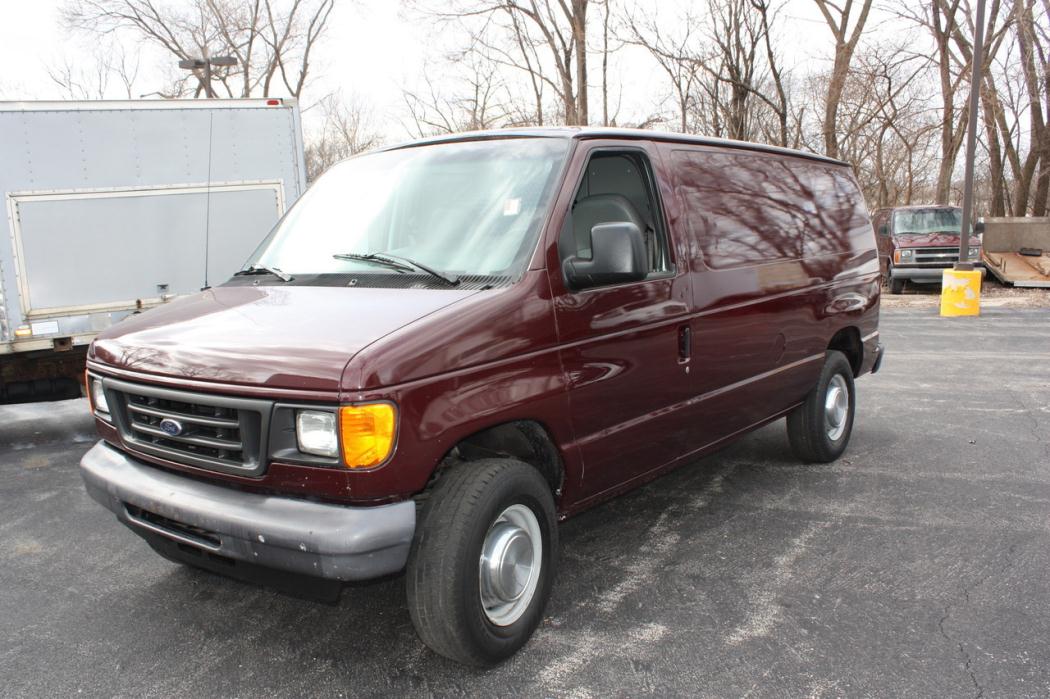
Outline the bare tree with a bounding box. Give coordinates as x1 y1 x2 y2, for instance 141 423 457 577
622 3 705 133
62 0 335 98
624 0 788 142
702 0 765 140
751 0 789 146
814 0 874 159
1013 0 1050 214
304 92 382 181
48 41 141 99
939 0 1014 211
927 0 972 204
598 0 614 125
402 56 514 136
414 1 592 125
837 46 939 206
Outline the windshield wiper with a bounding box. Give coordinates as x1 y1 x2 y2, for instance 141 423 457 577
233 265 293 282
333 252 460 286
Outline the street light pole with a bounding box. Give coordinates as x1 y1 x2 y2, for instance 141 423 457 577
203 47 213 98
955 0 986 272
177 54 238 99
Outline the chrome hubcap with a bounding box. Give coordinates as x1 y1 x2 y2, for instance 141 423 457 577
479 504 541 626
824 374 849 441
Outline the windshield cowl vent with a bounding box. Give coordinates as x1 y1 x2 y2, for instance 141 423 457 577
224 273 512 291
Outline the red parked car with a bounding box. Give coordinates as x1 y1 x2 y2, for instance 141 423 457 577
872 205 984 293
80 128 882 665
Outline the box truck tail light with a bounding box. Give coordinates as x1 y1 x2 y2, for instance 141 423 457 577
266 99 281 106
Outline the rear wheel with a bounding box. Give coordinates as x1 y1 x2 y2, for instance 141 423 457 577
787 350 856 463
406 458 557 666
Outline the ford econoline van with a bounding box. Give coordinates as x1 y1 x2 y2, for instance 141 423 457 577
80 128 883 666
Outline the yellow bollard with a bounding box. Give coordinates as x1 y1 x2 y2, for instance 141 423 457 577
940 268 982 316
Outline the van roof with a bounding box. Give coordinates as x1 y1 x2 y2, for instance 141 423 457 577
890 204 962 210
385 126 849 168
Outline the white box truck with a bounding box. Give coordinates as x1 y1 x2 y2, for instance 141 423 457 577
0 99 307 401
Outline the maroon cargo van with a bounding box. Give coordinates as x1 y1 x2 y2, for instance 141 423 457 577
80 128 882 666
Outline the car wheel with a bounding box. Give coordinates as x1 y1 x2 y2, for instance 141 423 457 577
406 458 558 666
786 350 856 463
889 270 905 294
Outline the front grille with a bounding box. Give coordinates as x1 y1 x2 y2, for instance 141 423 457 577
126 393 245 463
912 246 960 265
104 377 272 476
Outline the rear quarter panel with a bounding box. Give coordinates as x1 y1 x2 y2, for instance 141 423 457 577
660 143 879 438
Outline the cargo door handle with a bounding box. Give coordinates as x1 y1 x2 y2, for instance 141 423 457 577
678 325 691 361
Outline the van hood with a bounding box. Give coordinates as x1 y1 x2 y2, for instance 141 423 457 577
894 232 974 248
90 285 477 392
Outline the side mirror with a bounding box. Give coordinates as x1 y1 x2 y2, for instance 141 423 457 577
878 223 889 236
975 220 985 234
563 221 647 290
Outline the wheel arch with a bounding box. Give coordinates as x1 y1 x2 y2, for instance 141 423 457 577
437 419 567 498
828 325 863 377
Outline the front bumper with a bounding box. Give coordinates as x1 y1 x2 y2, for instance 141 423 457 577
891 265 986 282
871 342 885 374
80 441 416 582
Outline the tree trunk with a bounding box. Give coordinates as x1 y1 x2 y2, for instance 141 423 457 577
982 94 1007 216
932 0 964 204
823 46 851 159
572 0 588 125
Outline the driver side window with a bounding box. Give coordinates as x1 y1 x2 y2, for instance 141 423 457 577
560 150 671 275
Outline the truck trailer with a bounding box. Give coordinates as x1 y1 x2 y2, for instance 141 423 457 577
980 217 1050 288
0 99 307 402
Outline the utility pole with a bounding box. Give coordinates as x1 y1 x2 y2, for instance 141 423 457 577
955 0 986 272
940 0 986 317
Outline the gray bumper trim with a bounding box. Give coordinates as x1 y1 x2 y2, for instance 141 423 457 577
891 265 986 282
79 441 415 582
871 342 885 374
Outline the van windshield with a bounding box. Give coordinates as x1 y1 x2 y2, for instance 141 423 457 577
893 208 965 235
247 137 570 280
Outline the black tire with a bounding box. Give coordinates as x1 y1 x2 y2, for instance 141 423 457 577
786 350 856 463
406 458 558 667
889 273 905 294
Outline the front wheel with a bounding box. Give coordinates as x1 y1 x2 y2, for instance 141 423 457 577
889 269 905 294
406 458 558 666
786 350 856 463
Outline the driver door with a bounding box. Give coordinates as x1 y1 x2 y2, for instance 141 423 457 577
548 141 695 502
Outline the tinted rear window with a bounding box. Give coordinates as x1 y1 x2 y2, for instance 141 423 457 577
672 149 869 269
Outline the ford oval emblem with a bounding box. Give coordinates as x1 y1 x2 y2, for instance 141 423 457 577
159 418 183 437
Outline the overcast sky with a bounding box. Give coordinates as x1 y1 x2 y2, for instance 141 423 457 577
0 0 909 140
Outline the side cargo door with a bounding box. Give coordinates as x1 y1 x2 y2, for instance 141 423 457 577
666 145 829 444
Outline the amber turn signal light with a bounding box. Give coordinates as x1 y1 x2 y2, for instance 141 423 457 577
339 403 396 468
85 370 94 412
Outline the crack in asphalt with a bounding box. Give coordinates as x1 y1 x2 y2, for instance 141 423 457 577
937 543 1020 699
1011 387 1050 464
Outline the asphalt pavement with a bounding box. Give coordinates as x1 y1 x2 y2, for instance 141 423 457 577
2 307 1049 697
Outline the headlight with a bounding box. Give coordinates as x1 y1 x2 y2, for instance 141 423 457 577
968 247 980 259
90 378 110 414
899 249 914 261
340 403 396 468
296 410 338 458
